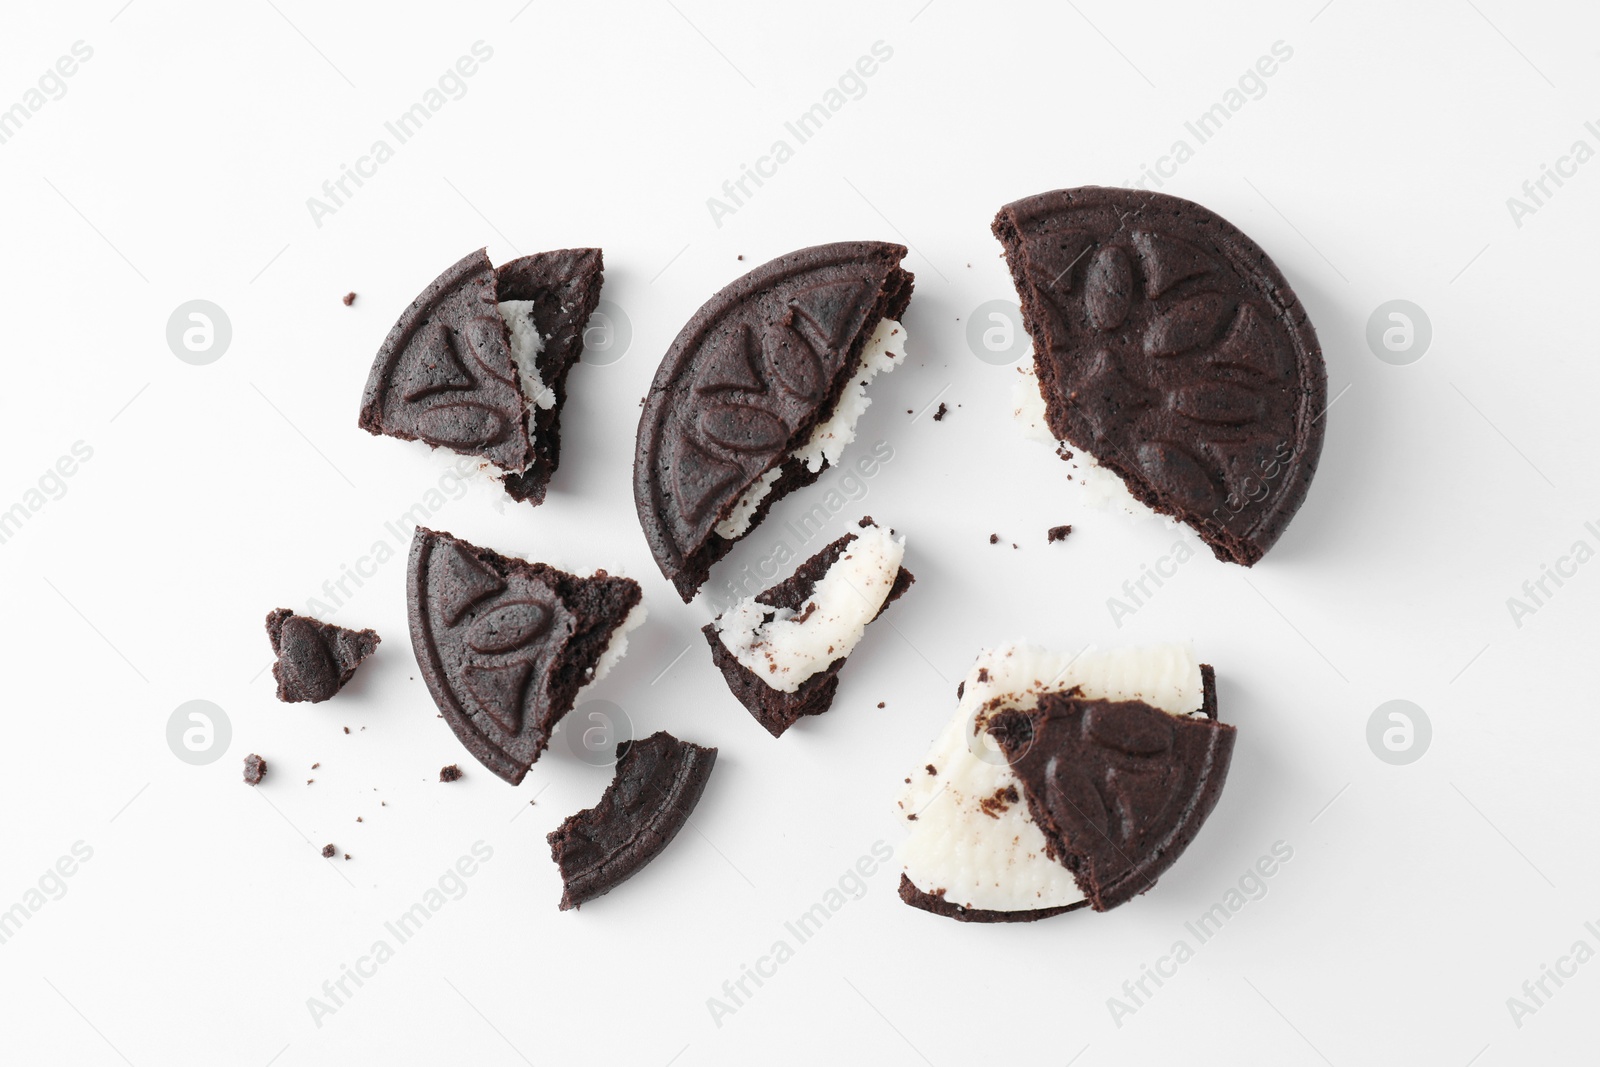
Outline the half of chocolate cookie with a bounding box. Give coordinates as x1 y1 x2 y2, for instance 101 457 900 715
264 609 380 703
634 242 914 601
406 527 645 785
988 680 1233 911
547 730 717 910
896 643 1232 921
703 517 913 737
359 247 604 506
994 188 1325 565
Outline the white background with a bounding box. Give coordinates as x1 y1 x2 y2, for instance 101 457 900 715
1 1 1596 1063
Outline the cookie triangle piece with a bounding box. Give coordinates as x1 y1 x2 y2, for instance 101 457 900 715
360 247 604 506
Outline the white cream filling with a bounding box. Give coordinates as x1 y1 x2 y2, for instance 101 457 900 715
499 300 556 413
897 642 1203 913
585 601 647 686
714 522 903 693
714 318 906 540
1012 365 1165 522
714 467 783 541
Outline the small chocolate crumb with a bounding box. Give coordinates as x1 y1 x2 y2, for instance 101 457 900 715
977 668 989 683
877 701 886 709
343 726 350 734
907 813 918 821
932 402 949 422
343 853 351 860
321 844 336 858
926 764 938 776
311 762 320 770
356 816 363 823
1048 524 1073 544
439 764 463 783
242 754 267 786
989 533 1000 544
381 800 387 806
306 779 315 785
342 292 356 306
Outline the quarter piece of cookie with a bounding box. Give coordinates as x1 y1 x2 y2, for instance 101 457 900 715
896 642 1233 921
406 527 645 785
635 242 914 601
995 187 1325 565
547 731 717 910
264 609 380 704
359 247 604 506
703 518 913 737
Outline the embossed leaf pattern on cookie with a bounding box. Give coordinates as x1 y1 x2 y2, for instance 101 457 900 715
1070 231 1284 515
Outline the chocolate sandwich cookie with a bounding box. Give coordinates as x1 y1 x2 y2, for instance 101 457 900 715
359 247 604 506
987 669 1233 911
635 242 914 601
703 518 913 737
547 730 717 910
406 527 644 785
993 188 1325 565
897 643 1231 922
264 609 380 704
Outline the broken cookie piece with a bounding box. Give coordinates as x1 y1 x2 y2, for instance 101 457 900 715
995 187 1325 565
634 242 914 601
896 642 1233 921
242 754 267 786
547 731 717 910
407 526 645 785
264 609 380 704
703 518 914 737
359 247 604 506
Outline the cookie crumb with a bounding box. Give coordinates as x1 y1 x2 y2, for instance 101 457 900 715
342 292 356 306
1048 524 1073 544
242 754 267 786
439 764 463 783
932 402 949 422
989 533 1000 545
321 844 337 858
